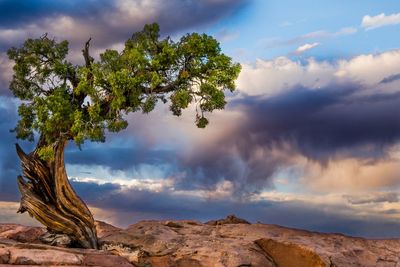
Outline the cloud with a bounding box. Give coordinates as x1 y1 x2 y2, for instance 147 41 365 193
380 73 400 84
301 27 357 39
0 0 250 94
344 192 399 205
0 0 113 28
0 0 249 53
0 97 32 202
237 57 336 97
362 12 400 30
0 202 41 226
335 50 400 86
302 152 400 192
231 85 400 166
15 171 389 237
237 49 400 97
294 42 319 54
261 27 357 49
0 53 13 96
215 29 240 42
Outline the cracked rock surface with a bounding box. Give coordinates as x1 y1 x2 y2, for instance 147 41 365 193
1 215 400 266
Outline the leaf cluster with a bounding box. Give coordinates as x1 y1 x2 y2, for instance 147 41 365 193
8 24 241 148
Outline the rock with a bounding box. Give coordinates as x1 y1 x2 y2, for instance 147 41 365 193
1 219 400 266
0 239 134 266
82 253 133 267
164 220 184 228
255 238 326 267
101 220 400 267
95 220 122 238
0 224 45 243
39 231 72 247
8 248 83 265
205 214 251 225
0 247 10 264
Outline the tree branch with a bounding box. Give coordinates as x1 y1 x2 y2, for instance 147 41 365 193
76 38 94 106
82 38 93 68
152 82 177 94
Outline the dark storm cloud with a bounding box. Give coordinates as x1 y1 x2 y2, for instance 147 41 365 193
71 179 400 238
0 0 112 27
0 97 29 201
0 0 246 28
380 73 400 84
0 0 250 51
172 83 400 192
344 192 399 205
0 0 250 96
239 85 400 160
175 146 282 194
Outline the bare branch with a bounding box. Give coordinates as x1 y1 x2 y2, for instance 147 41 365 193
82 37 93 68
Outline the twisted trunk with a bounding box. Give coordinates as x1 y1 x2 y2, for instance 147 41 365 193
15 138 98 249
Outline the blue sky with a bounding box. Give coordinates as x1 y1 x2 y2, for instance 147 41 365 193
0 0 400 238
202 0 400 61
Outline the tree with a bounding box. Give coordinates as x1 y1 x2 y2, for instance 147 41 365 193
7 23 241 249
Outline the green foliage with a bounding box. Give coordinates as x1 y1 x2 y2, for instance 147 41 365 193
37 145 55 161
196 116 209 128
170 90 193 116
8 24 241 151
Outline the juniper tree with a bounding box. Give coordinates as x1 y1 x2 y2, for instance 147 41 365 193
7 24 241 249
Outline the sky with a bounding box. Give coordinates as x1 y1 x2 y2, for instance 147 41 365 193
0 0 400 238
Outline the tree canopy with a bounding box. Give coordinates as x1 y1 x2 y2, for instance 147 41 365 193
8 23 241 160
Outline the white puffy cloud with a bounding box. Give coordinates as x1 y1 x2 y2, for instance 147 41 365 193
335 50 400 85
362 12 400 30
237 49 400 97
237 57 336 96
294 42 319 54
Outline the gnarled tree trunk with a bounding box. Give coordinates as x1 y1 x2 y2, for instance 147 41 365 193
15 138 98 249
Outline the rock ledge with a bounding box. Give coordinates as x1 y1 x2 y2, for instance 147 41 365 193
1 216 400 266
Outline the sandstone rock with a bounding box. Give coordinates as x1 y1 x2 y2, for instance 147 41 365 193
255 238 326 267
0 224 45 243
205 214 251 225
164 220 184 228
0 238 134 266
101 220 400 267
0 247 10 264
95 220 122 238
8 248 83 265
82 253 133 266
1 219 400 266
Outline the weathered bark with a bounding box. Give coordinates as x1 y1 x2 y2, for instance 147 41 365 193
15 139 98 249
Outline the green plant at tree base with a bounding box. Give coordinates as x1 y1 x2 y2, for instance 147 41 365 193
8 23 241 249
